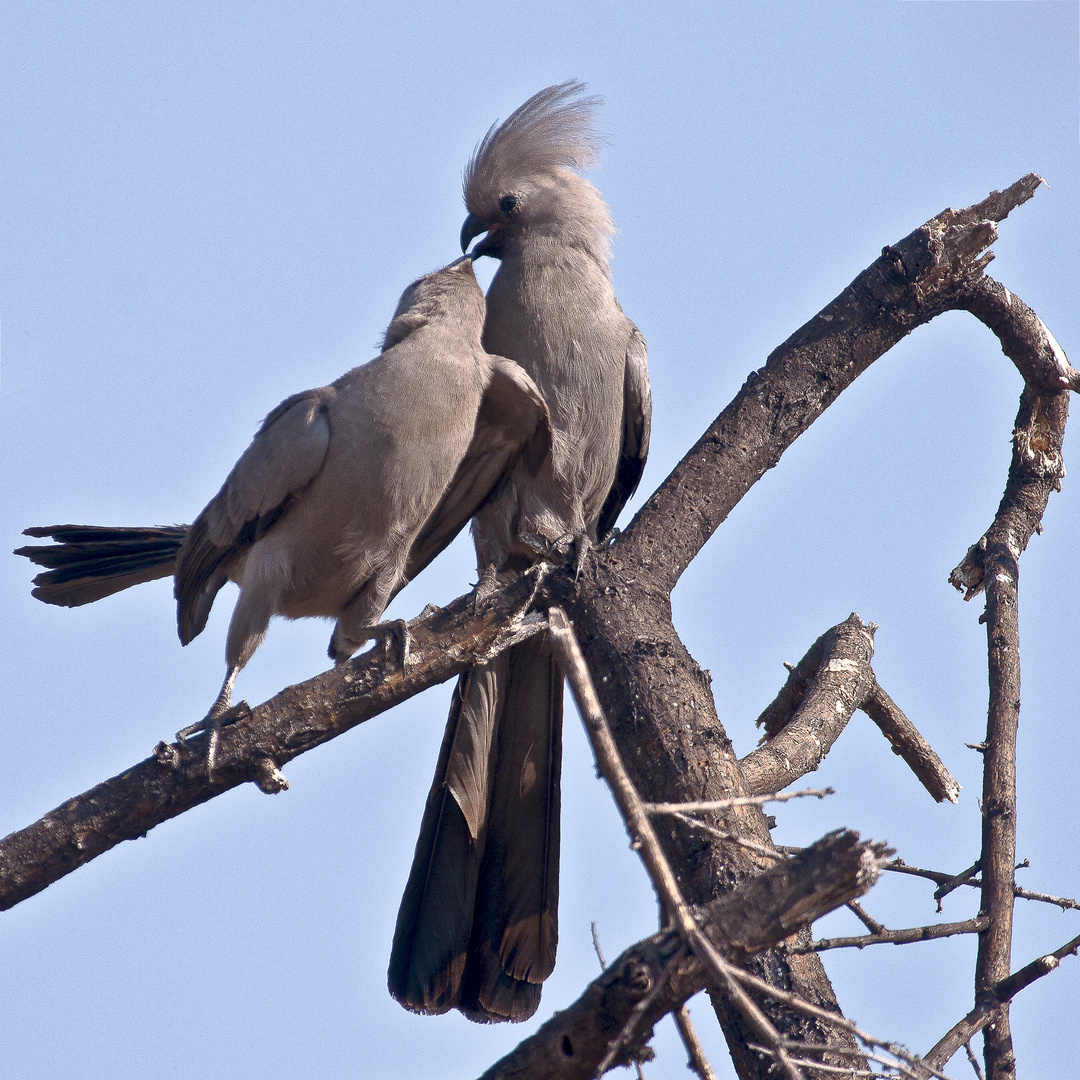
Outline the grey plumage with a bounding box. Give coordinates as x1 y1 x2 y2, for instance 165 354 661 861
18 259 551 724
390 83 651 1023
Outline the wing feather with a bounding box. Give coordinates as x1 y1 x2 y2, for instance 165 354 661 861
597 324 651 540
174 389 333 644
404 358 550 582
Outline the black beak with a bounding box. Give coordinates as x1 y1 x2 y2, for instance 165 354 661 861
460 212 488 255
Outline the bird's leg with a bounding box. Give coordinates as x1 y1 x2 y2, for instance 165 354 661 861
472 563 502 612
176 666 247 780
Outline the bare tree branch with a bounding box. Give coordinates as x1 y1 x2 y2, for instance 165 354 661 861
844 856 1080 913
740 616 876 796
5 174 1071 1080
950 277 1070 1079
476 829 888 1080
924 928 1080 1073
745 617 958 803
0 569 547 910
618 174 1047 591
675 1005 721 1080
796 917 988 952
861 683 960 804
550 606 818 1079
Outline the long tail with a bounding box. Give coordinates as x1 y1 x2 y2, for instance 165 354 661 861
15 524 188 607
388 636 562 1023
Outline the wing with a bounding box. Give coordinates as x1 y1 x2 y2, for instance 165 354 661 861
596 324 651 541
174 389 333 644
403 357 551 583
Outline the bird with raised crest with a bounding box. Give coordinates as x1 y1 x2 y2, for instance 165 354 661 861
389 82 651 1023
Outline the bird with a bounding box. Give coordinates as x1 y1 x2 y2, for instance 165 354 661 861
389 82 651 1023
17 257 551 769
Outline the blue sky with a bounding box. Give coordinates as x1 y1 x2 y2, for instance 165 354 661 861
2 3 1078 1077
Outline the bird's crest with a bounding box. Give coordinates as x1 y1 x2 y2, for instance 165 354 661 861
464 81 603 213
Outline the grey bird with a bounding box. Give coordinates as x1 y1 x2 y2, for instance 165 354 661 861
17 258 551 765
389 83 651 1023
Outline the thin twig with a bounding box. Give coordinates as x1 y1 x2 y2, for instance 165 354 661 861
723 964 954 1080
590 923 646 1080
1013 884 1080 911
591 921 608 968
933 861 981 909
751 1039 953 1080
963 1042 986 1080
644 789 833 815
796 917 988 952
836 857 1080 913
674 1005 720 1080
669 811 788 862
847 901 885 935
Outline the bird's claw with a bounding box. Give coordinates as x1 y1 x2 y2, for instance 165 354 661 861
571 536 593 583
471 564 502 613
369 617 412 673
176 701 250 781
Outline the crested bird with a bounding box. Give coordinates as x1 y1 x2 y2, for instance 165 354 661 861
18 257 551 770
389 83 651 1022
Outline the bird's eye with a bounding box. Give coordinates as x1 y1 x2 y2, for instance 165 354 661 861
500 195 518 214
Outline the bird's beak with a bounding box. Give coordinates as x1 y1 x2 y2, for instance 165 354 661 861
460 212 486 254
460 212 500 257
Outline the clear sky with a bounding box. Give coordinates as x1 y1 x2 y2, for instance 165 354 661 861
2 3 1078 1077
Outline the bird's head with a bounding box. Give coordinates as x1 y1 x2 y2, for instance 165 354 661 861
460 81 614 264
382 256 485 351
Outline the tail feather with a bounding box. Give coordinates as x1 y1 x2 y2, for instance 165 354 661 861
389 663 503 1014
460 640 561 1022
389 638 562 1024
15 524 188 607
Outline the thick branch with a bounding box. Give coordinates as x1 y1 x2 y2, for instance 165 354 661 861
477 830 887 1080
619 174 1046 591
742 617 958 803
0 571 546 909
740 616 876 795
549 177 1049 1079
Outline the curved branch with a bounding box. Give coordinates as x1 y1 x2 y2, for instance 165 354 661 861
740 616 958 803
951 291 1069 1078
619 175 1047 592
739 615 876 796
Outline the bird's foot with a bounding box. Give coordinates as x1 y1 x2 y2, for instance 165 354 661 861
176 700 250 781
365 617 413 673
571 536 593 583
471 564 503 613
